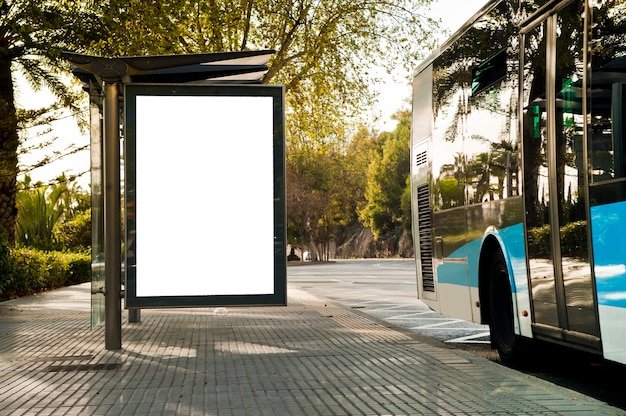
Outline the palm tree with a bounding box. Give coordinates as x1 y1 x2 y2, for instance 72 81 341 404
0 0 104 245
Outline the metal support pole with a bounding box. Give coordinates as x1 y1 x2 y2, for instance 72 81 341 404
104 81 122 350
129 309 141 323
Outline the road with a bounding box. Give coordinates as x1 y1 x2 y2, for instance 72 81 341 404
289 259 491 348
288 259 626 411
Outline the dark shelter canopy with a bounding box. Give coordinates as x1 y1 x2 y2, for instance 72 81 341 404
62 50 274 88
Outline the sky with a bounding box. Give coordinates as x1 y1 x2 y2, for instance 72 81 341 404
372 0 488 130
14 0 488 189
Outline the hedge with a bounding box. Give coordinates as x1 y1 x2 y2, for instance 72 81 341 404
0 241 90 301
527 220 588 259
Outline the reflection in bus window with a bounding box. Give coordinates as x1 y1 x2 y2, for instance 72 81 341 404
589 1 626 182
431 47 468 211
522 19 558 327
431 0 518 211
556 1 595 336
468 47 519 205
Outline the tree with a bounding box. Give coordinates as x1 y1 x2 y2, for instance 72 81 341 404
0 0 105 245
341 126 380 223
4 0 438 257
92 0 437 130
286 137 345 259
89 1 437 255
359 110 411 239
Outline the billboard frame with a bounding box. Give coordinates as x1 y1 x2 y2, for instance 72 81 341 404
124 83 286 308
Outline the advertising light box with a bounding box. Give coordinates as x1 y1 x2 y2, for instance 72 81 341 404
124 84 286 308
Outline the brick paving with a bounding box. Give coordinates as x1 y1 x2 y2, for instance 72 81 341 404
0 283 623 415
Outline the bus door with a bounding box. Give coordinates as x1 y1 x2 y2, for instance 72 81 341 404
521 0 600 349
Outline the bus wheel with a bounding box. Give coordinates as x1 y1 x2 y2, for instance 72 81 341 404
488 251 524 366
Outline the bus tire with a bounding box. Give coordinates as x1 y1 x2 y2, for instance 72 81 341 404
488 250 525 366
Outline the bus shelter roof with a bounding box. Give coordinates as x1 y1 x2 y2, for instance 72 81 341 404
62 50 274 91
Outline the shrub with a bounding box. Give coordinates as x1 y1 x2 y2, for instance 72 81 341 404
527 224 551 258
0 248 90 301
526 220 589 259
54 209 92 251
560 220 588 258
11 248 46 296
0 237 16 299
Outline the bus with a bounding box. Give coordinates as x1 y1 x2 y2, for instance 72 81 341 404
410 0 626 366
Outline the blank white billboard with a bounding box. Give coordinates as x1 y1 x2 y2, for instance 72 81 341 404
124 84 285 307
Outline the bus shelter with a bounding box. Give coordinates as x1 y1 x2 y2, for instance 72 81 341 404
64 51 286 350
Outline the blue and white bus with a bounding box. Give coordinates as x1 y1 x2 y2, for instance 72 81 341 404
410 0 626 365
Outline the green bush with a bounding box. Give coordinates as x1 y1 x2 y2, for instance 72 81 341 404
53 209 92 251
527 221 589 259
527 224 551 258
560 221 588 259
0 247 90 301
0 237 16 299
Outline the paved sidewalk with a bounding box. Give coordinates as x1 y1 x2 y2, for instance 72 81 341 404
0 283 623 416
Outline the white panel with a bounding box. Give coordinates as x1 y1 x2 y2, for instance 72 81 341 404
598 304 626 365
134 95 275 297
437 283 474 322
411 65 433 145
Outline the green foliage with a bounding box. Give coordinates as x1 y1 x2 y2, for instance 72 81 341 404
0 237 16 298
527 224 551 258
89 1 437 257
400 176 413 234
91 0 437 140
3 0 438 262
287 110 414 253
0 0 105 246
437 177 461 209
286 137 353 259
6 0 106 115
16 176 68 250
54 209 91 251
527 221 588 259
16 175 90 251
559 220 588 258
0 247 90 301
359 110 411 239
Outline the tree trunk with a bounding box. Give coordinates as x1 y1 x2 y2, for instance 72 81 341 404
0 56 19 245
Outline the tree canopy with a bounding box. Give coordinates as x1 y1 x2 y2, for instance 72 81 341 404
90 0 437 141
358 110 411 239
2 0 438 252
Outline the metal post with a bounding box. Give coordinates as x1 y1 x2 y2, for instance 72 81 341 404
104 81 122 350
129 309 141 323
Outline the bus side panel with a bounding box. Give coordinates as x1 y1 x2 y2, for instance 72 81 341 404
463 198 531 338
429 219 531 330
436 284 475 322
590 201 626 365
433 206 473 322
484 223 533 339
410 64 439 309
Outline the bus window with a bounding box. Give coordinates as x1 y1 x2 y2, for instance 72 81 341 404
589 2 626 182
588 76 626 182
555 0 595 336
471 48 506 96
431 51 467 211
522 19 559 327
468 46 519 204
